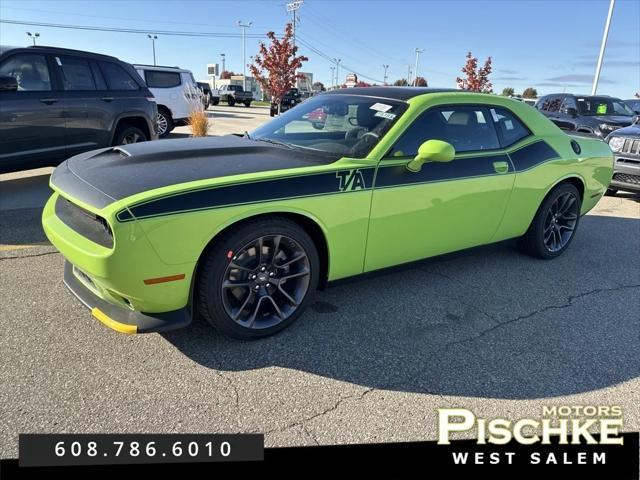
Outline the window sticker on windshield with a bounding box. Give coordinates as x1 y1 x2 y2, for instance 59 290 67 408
596 104 607 114
374 111 396 120
370 102 393 112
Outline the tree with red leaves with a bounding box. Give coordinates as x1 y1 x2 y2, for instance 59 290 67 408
456 52 493 93
220 71 238 80
413 76 428 87
249 23 308 113
355 81 371 87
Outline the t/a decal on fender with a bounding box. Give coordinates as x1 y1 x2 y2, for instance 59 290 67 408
336 169 367 191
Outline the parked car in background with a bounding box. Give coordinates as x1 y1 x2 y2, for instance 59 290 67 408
0 45 157 174
270 87 302 116
535 93 635 138
197 81 219 109
218 84 253 107
624 98 640 114
605 117 640 195
134 64 202 137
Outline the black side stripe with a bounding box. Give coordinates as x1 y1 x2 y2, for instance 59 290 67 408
117 168 376 222
508 140 560 172
375 153 511 188
116 140 559 222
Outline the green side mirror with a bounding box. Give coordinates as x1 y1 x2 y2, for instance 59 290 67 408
406 140 455 172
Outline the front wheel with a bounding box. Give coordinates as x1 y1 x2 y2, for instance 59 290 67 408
244 101 252 107
518 183 581 259
227 97 236 106
197 217 320 339
156 108 174 138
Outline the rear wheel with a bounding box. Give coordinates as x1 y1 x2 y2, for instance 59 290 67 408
518 183 581 259
156 107 174 138
113 125 148 145
198 217 320 339
244 100 252 107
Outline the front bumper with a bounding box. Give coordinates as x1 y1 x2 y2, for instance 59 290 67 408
64 261 192 334
610 156 640 193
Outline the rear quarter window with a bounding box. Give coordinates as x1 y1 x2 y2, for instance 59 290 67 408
99 61 139 90
144 70 181 88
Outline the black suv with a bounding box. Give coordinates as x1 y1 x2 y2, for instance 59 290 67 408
535 93 635 138
0 46 158 173
605 118 640 194
270 88 301 117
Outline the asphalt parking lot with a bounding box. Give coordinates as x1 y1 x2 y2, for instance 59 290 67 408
0 105 639 457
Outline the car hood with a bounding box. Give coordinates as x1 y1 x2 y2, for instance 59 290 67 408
608 124 640 138
589 115 634 126
51 135 337 209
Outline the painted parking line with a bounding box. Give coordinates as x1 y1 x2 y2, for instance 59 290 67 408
0 241 51 252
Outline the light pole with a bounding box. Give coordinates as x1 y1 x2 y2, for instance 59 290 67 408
382 64 389 85
592 0 615 95
238 21 253 92
148 35 157 66
26 32 40 45
334 58 341 88
330 66 335 89
406 65 412 86
413 48 424 86
220 53 226 75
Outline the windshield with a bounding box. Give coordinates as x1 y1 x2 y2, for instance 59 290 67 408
576 97 634 116
250 94 407 158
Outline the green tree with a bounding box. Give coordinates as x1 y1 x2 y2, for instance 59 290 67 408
393 78 408 86
522 87 538 99
312 81 326 92
502 87 515 97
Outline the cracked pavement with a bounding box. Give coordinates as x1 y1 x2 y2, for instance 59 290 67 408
1 146 639 458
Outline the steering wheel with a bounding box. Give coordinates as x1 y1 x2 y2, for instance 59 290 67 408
360 131 380 141
345 127 366 140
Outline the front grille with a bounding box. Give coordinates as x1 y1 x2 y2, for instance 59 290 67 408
612 172 640 185
55 196 114 248
620 138 640 155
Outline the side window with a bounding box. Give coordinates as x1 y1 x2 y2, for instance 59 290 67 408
144 70 181 88
57 56 96 91
0 54 51 91
89 61 107 90
391 105 500 156
561 96 577 110
547 95 563 112
490 107 531 148
99 62 139 90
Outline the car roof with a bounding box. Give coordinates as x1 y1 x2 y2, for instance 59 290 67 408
0 45 121 61
134 64 191 73
327 87 457 101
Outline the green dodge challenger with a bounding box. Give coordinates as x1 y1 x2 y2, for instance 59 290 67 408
42 88 613 339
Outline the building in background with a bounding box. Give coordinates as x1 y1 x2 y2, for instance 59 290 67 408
297 71 313 93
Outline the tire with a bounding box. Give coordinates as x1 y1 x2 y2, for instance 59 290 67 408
156 107 174 138
605 188 618 196
112 124 148 145
518 183 581 259
212 98 219 106
227 97 236 107
198 216 320 340
244 101 251 107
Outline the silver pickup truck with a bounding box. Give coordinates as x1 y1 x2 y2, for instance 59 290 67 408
219 84 253 107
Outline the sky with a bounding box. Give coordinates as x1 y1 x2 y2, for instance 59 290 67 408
0 0 638 98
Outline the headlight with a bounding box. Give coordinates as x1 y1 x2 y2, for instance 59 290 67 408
599 123 619 134
608 136 625 152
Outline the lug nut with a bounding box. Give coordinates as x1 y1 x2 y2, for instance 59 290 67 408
266 283 270 287
254 285 260 290
269 272 275 277
261 266 266 272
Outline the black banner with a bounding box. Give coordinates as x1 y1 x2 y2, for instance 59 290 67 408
2 432 638 479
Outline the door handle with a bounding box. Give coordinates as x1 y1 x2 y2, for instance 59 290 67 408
492 161 510 174
39 98 58 105
101 97 115 102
